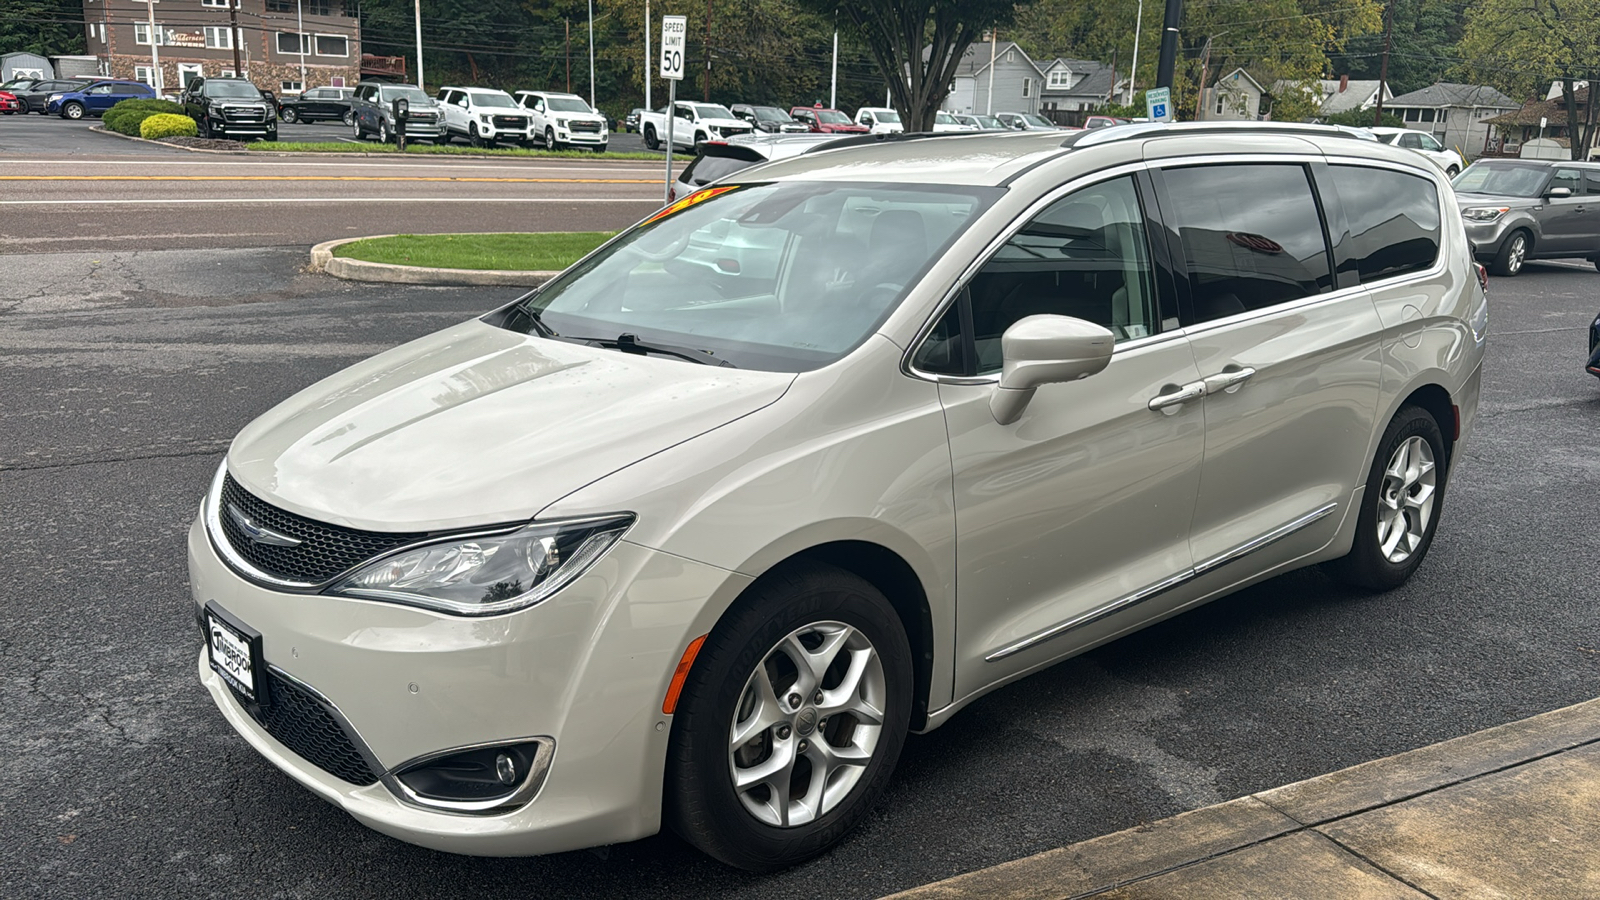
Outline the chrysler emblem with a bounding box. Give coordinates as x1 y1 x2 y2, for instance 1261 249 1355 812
227 504 303 547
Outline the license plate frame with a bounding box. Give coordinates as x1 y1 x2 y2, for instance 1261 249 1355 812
205 601 268 708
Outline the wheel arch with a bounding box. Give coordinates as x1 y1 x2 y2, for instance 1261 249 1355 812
1400 382 1456 469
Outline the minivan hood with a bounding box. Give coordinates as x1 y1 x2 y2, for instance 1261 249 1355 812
227 320 794 532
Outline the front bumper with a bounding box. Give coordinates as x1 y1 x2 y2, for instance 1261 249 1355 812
555 127 607 145
401 119 446 137
1461 217 1518 258
188 515 747 855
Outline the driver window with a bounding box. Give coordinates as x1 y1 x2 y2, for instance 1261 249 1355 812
1419 134 1443 151
1399 133 1421 149
912 174 1159 376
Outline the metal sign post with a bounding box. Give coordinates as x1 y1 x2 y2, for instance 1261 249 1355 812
661 15 687 203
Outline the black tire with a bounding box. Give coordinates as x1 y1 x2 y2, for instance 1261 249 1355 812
665 561 912 872
644 124 659 150
544 126 560 150
1328 406 1448 592
264 129 277 143
341 110 354 126
593 144 607 153
1491 230 1529 276
694 130 708 151
280 107 297 124
377 120 390 144
1446 165 1459 177
199 117 214 139
62 102 85 120
469 123 483 148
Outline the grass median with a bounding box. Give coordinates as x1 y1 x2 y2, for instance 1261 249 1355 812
251 141 688 161
332 232 617 271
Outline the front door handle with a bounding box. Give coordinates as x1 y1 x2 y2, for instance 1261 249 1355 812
1148 381 1206 412
1203 366 1257 395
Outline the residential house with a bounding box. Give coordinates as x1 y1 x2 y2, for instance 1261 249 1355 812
1037 57 1119 122
1482 86 1595 159
81 0 361 95
1199 68 1266 121
1274 75 1390 119
941 40 1042 118
1384 83 1519 160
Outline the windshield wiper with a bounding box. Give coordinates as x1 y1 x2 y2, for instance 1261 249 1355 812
558 332 737 367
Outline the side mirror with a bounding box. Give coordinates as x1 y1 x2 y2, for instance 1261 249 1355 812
1547 186 1573 198
990 315 1115 425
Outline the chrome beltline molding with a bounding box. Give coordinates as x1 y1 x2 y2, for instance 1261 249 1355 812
985 502 1339 662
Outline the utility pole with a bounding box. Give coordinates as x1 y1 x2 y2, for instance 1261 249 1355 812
414 0 425 89
704 0 712 102
1374 0 1394 126
296 0 306 90
566 20 572 93
1155 0 1181 90
229 0 242 78
587 0 596 109
146 0 160 93
1127 0 1143 104
645 0 652 110
986 31 996 115
830 30 838 109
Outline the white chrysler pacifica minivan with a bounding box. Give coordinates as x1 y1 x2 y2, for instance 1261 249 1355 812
191 123 1486 870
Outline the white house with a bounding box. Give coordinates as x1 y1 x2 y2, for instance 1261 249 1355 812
1386 83 1519 159
1199 68 1267 120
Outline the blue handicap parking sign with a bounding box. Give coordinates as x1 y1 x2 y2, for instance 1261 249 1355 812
1151 103 1168 119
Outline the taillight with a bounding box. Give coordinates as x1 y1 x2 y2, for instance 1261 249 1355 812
1473 262 1488 292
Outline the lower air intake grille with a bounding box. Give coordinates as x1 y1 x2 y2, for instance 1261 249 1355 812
250 669 379 786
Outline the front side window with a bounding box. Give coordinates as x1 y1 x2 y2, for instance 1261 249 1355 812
501 181 1000 372
1550 168 1582 193
1418 134 1443 152
1328 165 1441 283
912 175 1159 376
1162 164 1332 322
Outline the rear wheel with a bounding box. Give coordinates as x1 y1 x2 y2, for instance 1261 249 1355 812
1328 406 1447 591
1446 165 1460 177
1491 230 1529 276
341 110 354 126
666 562 912 872
644 124 659 150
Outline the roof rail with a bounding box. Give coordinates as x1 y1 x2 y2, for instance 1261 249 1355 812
801 130 997 154
1067 120 1377 150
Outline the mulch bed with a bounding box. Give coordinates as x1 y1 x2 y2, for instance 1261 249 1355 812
160 136 248 151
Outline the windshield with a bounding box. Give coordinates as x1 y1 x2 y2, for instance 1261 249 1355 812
974 115 1003 128
935 112 957 124
816 109 850 124
694 104 736 119
1452 163 1548 197
501 181 1000 371
754 107 791 122
380 86 430 104
1022 114 1054 127
547 96 592 112
473 92 518 108
872 109 901 123
206 82 262 99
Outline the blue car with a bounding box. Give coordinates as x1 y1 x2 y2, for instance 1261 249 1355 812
48 80 156 120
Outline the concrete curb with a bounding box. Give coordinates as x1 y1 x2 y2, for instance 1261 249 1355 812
91 125 683 162
309 235 560 288
883 697 1600 899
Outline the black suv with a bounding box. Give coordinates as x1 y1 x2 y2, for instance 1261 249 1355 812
278 86 354 125
180 77 277 141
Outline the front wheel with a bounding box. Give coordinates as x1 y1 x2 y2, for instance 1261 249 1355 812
62 102 85 120
1328 406 1447 591
643 124 659 150
264 129 277 143
666 562 912 872
1491 230 1528 276
377 120 390 144
280 108 298 124
545 126 561 150
350 117 363 141
1446 165 1460 177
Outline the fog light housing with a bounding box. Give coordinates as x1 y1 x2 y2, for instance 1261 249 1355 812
386 739 554 813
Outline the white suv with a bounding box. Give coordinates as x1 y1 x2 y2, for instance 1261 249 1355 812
1370 127 1465 176
191 123 1485 872
854 107 903 133
514 90 609 152
436 86 535 148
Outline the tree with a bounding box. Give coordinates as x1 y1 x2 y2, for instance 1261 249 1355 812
1458 0 1600 159
0 0 84 58
794 0 1033 131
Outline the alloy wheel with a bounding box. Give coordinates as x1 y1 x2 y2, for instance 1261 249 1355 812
1376 435 1437 564
281 108 297 124
64 103 83 120
1507 235 1526 274
728 620 886 828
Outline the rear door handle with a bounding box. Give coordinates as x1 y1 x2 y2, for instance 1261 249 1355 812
1203 366 1257 395
1148 381 1206 412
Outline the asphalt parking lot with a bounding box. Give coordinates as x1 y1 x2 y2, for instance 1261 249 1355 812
2 188 1598 900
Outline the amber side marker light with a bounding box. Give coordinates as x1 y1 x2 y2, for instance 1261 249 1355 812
662 634 708 715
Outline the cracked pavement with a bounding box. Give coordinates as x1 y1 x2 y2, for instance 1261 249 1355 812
1 247 1598 899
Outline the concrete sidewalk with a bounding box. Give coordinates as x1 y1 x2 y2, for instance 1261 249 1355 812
886 698 1600 899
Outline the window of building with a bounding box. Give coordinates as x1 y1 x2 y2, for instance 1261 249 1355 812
1216 92 1226 115
1328 165 1440 283
204 27 232 50
266 0 293 11
221 69 236 78
314 34 348 57
1420 108 1436 122
1162 163 1334 321
1438 109 1448 122
911 174 1160 376
134 23 165 46
134 65 160 89
202 0 232 7
1022 77 1031 98
281 80 303 94
1049 69 1071 89
276 32 310 55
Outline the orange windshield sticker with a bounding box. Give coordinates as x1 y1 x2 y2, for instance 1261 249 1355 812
641 185 741 226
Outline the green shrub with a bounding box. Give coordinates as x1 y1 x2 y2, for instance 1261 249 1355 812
105 98 187 136
140 113 199 140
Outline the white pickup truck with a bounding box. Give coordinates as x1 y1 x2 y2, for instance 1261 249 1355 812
638 101 754 151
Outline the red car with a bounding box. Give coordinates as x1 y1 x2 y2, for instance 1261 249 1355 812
789 106 868 134
0 91 20 114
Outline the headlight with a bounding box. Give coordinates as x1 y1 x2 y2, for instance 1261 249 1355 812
556 118 568 128
1462 207 1509 222
49 93 62 102
326 514 633 616
479 113 491 124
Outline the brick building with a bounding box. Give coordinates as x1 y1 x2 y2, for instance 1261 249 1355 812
82 0 361 95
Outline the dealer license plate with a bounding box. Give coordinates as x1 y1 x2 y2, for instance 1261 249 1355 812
206 606 259 703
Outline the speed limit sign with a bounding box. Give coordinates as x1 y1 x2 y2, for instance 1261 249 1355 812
660 15 686 81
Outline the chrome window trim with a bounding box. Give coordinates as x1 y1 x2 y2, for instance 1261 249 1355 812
900 160 1157 384
381 737 557 816
984 502 1337 661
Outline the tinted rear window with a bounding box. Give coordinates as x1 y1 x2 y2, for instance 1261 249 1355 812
1329 165 1441 283
1163 164 1333 322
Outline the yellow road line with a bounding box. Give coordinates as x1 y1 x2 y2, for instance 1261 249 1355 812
0 175 659 184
